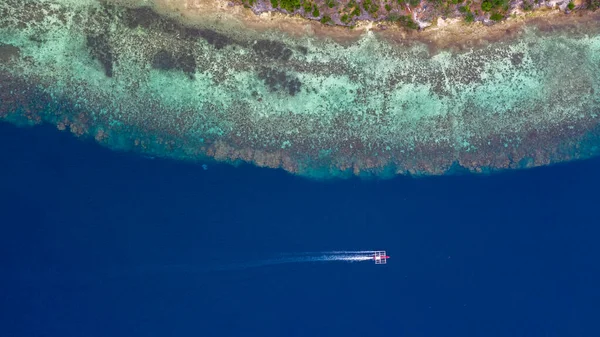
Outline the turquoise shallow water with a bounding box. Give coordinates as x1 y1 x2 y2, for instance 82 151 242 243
1 0 600 178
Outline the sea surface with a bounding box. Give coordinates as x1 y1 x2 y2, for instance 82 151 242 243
1 122 599 337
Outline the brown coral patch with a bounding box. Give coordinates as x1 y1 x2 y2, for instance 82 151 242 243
0 43 20 63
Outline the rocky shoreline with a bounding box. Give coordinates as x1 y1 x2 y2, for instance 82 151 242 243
233 0 595 29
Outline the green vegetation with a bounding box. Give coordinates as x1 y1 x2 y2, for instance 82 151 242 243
250 0 568 26
387 13 419 29
481 0 508 12
280 0 302 11
460 2 475 23
303 1 312 12
320 15 332 24
387 12 401 20
363 0 380 13
338 0 363 24
490 12 503 20
590 0 600 10
465 11 475 22
268 0 317 13
481 0 492 11
312 5 320 16
242 0 578 25
403 18 419 29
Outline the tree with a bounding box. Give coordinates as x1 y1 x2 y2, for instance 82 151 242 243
481 1 493 11
490 12 503 21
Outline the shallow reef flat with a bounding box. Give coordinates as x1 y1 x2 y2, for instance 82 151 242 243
1 0 600 178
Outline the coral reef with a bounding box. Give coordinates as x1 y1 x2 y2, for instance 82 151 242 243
1 0 600 178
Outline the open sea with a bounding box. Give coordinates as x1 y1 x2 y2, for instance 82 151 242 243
1 122 599 337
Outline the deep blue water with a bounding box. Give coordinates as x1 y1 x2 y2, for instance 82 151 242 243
1 122 599 337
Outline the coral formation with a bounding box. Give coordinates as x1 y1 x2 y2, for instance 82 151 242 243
1 0 600 178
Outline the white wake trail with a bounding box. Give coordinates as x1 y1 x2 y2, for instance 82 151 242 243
223 253 375 270
328 251 377 254
281 251 376 256
317 254 374 262
134 251 384 274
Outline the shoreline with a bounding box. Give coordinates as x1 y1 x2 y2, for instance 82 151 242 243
3 0 600 178
105 0 600 51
